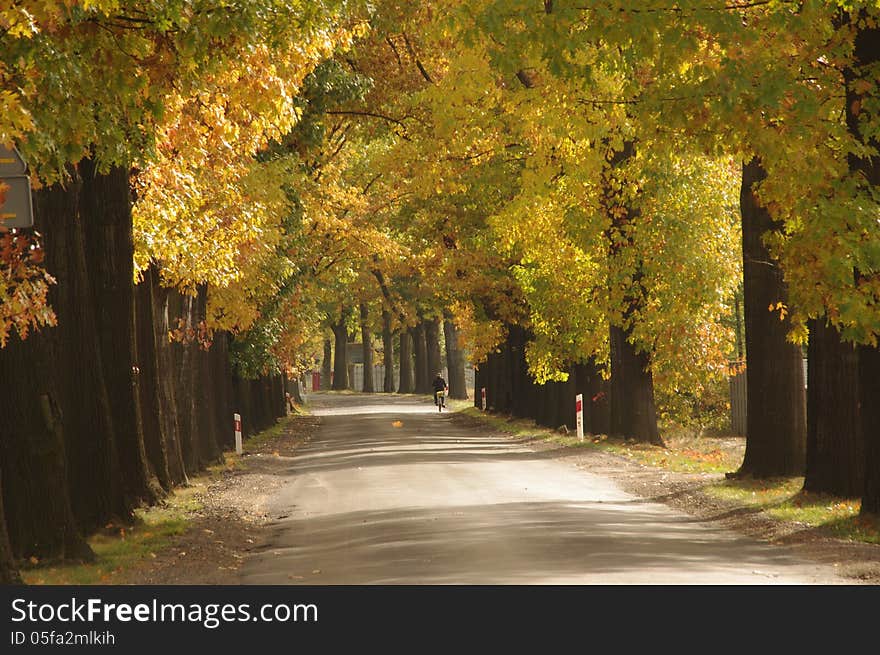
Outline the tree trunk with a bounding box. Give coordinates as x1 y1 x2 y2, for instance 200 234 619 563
170 292 199 475
0 328 93 563
603 140 661 445
79 159 158 509
331 315 349 391
443 315 468 399
557 367 576 431
0 468 22 584
859 345 880 514
360 303 375 393
426 316 442 380
737 157 806 477
574 359 610 435
134 266 173 491
152 276 188 485
474 362 484 409
36 172 127 533
398 330 415 393
609 327 661 444
321 338 332 390
211 331 236 451
411 322 429 394
382 310 395 392
844 15 880 514
804 318 863 496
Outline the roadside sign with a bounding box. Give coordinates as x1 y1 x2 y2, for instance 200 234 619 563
575 394 584 441
0 146 26 176
0 176 34 228
234 413 243 454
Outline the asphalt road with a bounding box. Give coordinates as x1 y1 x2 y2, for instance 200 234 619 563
239 393 846 585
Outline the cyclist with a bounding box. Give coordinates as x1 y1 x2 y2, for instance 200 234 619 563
432 372 448 408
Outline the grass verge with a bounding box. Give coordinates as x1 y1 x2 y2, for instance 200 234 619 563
20 412 302 585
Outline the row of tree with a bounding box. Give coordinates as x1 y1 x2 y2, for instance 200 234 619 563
321 309 468 399
2 0 880 582
0 2 363 584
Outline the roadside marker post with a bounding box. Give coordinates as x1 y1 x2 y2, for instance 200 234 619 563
481 387 487 411
234 413 242 455
576 394 584 441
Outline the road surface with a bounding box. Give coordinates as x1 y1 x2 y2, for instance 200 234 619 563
239 393 846 584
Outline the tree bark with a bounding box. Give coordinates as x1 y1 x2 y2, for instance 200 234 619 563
411 322 429 394
382 310 395 392
331 312 349 391
425 316 442 380
0 328 93 563
603 140 662 445
443 315 468 399
360 303 375 393
79 159 158 508
0 468 22 584
574 359 610 435
321 338 332 390
134 266 173 491
844 15 880 514
804 318 863 496
737 157 806 477
609 325 661 443
36 172 128 532
151 276 188 485
398 330 415 393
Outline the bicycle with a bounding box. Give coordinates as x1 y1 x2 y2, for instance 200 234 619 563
436 388 447 412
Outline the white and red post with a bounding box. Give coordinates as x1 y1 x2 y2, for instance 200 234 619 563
575 394 584 441
481 387 487 411
234 413 243 454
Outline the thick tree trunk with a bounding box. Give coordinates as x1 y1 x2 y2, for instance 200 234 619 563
860 345 880 514
398 330 415 393
134 266 173 491
804 318 863 496
411 322 429 394
443 315 468 399
474 362 485 409
737 157 806 477
603 140 661 445
574 359 610 435
194 288 222 467
79 160 158 508
425 317 442 380
211 331 236 450
331 314 349 391
842 14 880 515
0 329 93 563
151 276 188 485
321 339 332 390
557 368 576 431
382 310 395 393
609 326 661 444
36 172 127 532
0 468 22 584
360 304 375 393
507 324 530 418
170 292 199 475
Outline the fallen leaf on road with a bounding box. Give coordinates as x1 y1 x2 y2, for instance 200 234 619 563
392 421 403 428
312 569 321 574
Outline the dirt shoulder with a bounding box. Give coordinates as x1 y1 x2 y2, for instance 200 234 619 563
112 414 320 585
115 404 880 585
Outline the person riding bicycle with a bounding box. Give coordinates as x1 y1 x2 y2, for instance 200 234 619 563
432 372 448 407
